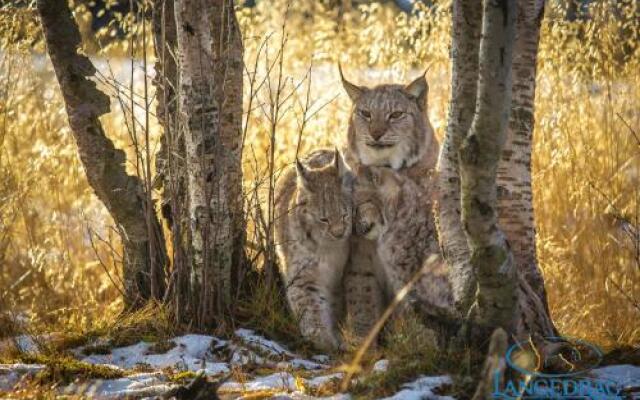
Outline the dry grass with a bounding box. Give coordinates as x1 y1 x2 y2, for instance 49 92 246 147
0 0 638 358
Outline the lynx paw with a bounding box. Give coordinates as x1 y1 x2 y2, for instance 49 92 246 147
354 202 383 239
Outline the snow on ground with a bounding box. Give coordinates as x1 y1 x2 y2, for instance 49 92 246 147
591 364 640 389
372 359 389 373
2 330 639 399
219 371 298 393
381 376 453 400
0 330 348 399
80 334 230 376
0 363 45 391
62 372 175 399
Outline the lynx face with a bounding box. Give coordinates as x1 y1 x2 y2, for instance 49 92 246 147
341 69 432 170
296 150 353 240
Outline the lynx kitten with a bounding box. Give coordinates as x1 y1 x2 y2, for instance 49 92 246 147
274 149 353 351
353 166 455 330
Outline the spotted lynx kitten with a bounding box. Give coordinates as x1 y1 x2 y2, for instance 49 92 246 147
274 149 353 351
353 166 455 330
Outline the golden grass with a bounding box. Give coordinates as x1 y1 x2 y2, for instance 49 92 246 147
0 0 638 354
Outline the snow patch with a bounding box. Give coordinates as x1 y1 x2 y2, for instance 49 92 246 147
591 364 640 390
81 334 229 376
372 359 389 373
235 328 296 358
219 371 298 393
63 372 176 399
0 363 45 391
381 375 453 400
283 358 328 371
13 335 39 353
306 372 345 389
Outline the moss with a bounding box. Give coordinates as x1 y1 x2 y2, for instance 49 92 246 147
168 370 198 383
81 343 112 356
18 353 124 385
147 339 176 354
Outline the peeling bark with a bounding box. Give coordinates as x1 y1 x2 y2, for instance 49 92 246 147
37 0 167 308
175 0 245 328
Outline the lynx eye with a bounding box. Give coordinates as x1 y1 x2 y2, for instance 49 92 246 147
357 109 371 120
319 217 329 223
388 111 403 120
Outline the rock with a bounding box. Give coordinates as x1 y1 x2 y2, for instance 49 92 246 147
372 359 389 373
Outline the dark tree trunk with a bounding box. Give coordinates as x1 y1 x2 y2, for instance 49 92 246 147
151 0 191 316
37 0 167 308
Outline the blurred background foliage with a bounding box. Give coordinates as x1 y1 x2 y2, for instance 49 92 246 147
0 0 638 347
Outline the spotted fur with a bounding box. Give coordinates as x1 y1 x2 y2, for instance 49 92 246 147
274 149 353 351
353 166 455 328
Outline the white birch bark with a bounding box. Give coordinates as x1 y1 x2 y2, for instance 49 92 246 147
439 0 556 340
436 0 482 312
458 0 517 335
175 0 244 326
497 0 549 307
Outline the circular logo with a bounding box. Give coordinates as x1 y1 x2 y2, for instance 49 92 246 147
505 336 603 378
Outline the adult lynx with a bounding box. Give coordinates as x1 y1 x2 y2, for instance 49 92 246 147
340 69 442 337
274 149 353 351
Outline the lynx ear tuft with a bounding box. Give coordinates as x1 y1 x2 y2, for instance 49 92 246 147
296 158 311 189
405 71 429 110
339 64 365 102
333 148 349 174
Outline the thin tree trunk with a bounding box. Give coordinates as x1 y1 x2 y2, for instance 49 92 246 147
152 0 181 229
175 0 245 328
497 0 550 309
439 0 556 342
37 0 167 308
151 0 191 317
436 0 482 313
458 0 518 337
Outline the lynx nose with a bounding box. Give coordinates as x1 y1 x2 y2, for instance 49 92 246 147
370 129 386 141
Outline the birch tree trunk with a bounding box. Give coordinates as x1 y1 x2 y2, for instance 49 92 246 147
175 0 246 328
435 0 482 313
497 0 550 309
37 0 167 308
438 0 556 342
458 0 518 336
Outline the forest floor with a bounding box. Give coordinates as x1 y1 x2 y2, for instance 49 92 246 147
1 327 639 399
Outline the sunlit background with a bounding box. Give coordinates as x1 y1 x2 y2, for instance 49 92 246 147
0 0 639 348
